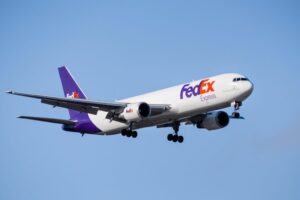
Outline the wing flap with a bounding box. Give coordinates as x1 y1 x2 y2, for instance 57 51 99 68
41 99 99 115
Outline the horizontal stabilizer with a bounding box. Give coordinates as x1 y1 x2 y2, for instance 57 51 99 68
18 116 76 125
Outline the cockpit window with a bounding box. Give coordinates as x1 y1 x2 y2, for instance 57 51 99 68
233 77 249 82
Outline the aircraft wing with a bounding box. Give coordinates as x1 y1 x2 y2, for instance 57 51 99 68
6 91 170 117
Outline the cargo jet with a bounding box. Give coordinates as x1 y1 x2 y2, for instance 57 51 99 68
7 66 253 143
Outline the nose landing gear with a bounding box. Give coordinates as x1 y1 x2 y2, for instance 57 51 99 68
231 101 244 119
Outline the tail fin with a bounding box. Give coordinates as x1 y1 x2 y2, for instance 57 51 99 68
58 66 88 120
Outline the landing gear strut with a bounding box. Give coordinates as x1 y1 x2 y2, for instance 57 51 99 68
231 101 242 118
167 121 184 143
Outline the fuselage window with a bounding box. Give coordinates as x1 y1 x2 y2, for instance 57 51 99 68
233 77 249 82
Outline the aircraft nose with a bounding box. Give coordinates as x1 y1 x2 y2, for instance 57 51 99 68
245 80 254 96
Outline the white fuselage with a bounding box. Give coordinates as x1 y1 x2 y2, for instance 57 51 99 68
88 73 253 135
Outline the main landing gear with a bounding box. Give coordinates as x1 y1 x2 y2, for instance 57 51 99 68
121 129 138 138
121 123 138 138
167 121 184 143
231 101 243 119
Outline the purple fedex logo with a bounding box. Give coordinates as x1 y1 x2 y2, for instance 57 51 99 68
180 79 215 99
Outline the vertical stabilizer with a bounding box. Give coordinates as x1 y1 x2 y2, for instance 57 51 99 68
58 66 88 120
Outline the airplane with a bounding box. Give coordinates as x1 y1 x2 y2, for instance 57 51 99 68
6 66 253 143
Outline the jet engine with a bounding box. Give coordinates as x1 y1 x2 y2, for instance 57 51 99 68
119 102 151 122
196 111 229 130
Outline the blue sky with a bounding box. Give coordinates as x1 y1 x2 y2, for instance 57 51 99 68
1 0 299 199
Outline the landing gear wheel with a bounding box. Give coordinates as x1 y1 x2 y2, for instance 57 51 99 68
121 129 138 138
132 131 138 138
172 135 178 142
232 111 240 118
167 134 173 141
178 136 184 143
126 132 131 137
166 121 185 143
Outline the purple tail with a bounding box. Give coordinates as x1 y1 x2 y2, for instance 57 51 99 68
58 66 88 120
58 66 101 133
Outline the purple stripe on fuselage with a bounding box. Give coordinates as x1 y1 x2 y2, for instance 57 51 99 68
73 118 101 133
62 117 101 134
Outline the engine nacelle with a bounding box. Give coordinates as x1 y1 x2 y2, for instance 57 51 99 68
197 111 229 130
119 102 151 122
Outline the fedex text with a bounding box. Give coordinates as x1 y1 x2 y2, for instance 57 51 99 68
180 79 215 99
